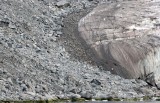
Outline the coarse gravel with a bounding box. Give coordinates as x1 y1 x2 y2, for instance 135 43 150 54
0 0 160 100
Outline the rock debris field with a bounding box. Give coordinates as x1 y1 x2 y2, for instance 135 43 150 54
0 0 160 100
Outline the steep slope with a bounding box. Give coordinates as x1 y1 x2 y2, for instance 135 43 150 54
0 0 159 100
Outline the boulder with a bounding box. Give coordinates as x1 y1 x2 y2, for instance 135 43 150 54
78 0 160 87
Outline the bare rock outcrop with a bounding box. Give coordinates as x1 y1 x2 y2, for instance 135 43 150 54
78 0 160 88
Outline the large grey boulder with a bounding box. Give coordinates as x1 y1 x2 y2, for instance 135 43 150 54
78 0 160 87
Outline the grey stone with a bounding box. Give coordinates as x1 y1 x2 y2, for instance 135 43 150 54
138 87 155 96
0 20 9 27
90 79 101 85
16 44 23 48
19 93 35 100
67 93 81 98
56 31 63 35
20 84 27 91
80 91 95 99
56 0 70 7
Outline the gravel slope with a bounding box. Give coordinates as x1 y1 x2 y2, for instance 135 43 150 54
0 0 160 100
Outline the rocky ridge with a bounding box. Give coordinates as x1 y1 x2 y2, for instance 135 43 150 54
78 0 160 88
0 0 160 100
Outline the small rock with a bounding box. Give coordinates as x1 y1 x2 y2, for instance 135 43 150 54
26 92 36 96
41 94 57 100
21 84 27 91
52 37 57 42
7 78 13 85
7 43 12 48
139 87 155 96
35 49 41 53
56 0 70 7
57 94 69 99
0 20 9 27
56 31 63 35
80 91 94 99
67 93 81 98
91 99 96 101
91 79 101 85
47 33 53 37
9 23 16 29
42 85 48 91
156 83 160 89
93 92 108 99
16 44 23 48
